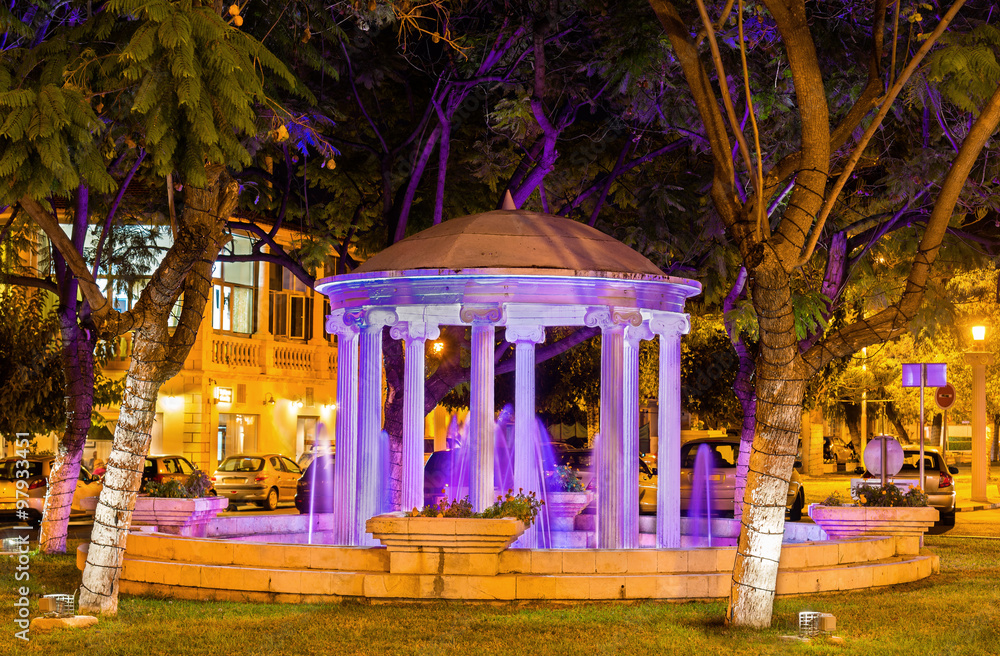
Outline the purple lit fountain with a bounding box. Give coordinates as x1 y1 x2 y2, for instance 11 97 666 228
687 444 715 547
316 207 701 548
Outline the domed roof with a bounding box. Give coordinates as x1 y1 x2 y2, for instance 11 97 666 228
354 209 664 276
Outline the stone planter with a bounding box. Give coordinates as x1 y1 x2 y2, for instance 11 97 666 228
366 512 525 553
81 495 230 537
808 503 939 539
545 491 592 532
366 512 526 576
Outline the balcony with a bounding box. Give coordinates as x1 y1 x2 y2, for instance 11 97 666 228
103 331 335 379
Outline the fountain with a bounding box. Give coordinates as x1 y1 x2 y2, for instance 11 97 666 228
687 444 715 547
88 209 940 603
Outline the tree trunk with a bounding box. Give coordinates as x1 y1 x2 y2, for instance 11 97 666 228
885 400 910 443
38 319 95 553
383 330 404 510
724 268 755 522
77 338 163 614
731 335 756 523
727 258 804 628
40 187 97 554
844 403 861 449
78 168 236 615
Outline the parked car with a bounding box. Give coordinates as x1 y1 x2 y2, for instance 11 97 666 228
638 437 806 521
212 453 302 510
861 446 957 525
142 455 200 488
0 456 102 523
294 453 335 514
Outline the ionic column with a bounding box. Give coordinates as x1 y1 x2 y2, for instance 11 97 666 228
586 307 638 548
505 322 545 548
622 319 653 549
462 305 502 512
326 309 361 545
355 308 397 546
649 313 690 549
390 321 441 512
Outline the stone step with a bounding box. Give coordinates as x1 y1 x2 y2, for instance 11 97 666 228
111 551 938 603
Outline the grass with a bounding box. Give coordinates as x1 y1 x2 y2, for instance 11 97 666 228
2 538 998 656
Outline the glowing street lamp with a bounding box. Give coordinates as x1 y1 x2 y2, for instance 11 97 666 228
965 324 992 502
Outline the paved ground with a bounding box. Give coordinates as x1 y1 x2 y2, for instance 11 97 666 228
799 463 1000 511
5 466 999 541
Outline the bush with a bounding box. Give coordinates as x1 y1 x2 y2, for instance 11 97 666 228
855 483 928 507
142 470 213 498
820 491 849 507
407 490 544 527
545 465 584 492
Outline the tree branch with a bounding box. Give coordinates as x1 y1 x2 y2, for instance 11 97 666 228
803 80 1000 373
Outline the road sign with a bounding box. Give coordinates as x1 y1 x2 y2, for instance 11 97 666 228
935 383 957 410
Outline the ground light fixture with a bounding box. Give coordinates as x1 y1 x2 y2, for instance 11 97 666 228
972 324 986 341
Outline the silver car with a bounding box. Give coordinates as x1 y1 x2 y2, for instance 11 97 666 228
212 453 302 511
0 457 102 523
898 446 957 525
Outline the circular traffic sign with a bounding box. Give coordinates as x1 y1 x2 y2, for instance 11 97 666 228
935 383 957 410
863 435 904 477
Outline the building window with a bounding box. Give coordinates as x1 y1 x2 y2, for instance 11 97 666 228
217 413 258 461
212 234 257 335
269 264 313 340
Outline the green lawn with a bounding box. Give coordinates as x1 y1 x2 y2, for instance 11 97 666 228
2 537 998 656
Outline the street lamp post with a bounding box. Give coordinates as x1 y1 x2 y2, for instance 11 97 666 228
965 325 993 502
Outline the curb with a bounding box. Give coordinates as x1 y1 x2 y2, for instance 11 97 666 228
955 501 1000 513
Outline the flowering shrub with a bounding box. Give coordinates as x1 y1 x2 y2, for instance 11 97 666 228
822 485 928 508
142 470 213 498
407 489 544 527
545 465 584 492
855 483 928 508
819 491 849 507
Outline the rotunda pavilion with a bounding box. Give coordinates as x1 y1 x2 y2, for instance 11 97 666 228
315 208 701 549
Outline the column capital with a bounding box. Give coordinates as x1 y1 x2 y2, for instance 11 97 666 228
504 322 545 344
361 307 398 331
460 303 503 324
325 308 363 336
624 321 654 349
390 320 441 343
964 351 995 367
585 306 642 331
648 312 691 337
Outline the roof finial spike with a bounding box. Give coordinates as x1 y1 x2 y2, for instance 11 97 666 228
501 190 517 211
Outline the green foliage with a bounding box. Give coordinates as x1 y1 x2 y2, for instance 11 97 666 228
141 469 212 498
819 491 850 507
407 490 544 528
475 490 544 527
854 483 929 508
0 0 305 205
409 495 474 518
926 24 1000 114
545 465 584 492
791 292 831 341
0 287 64 439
